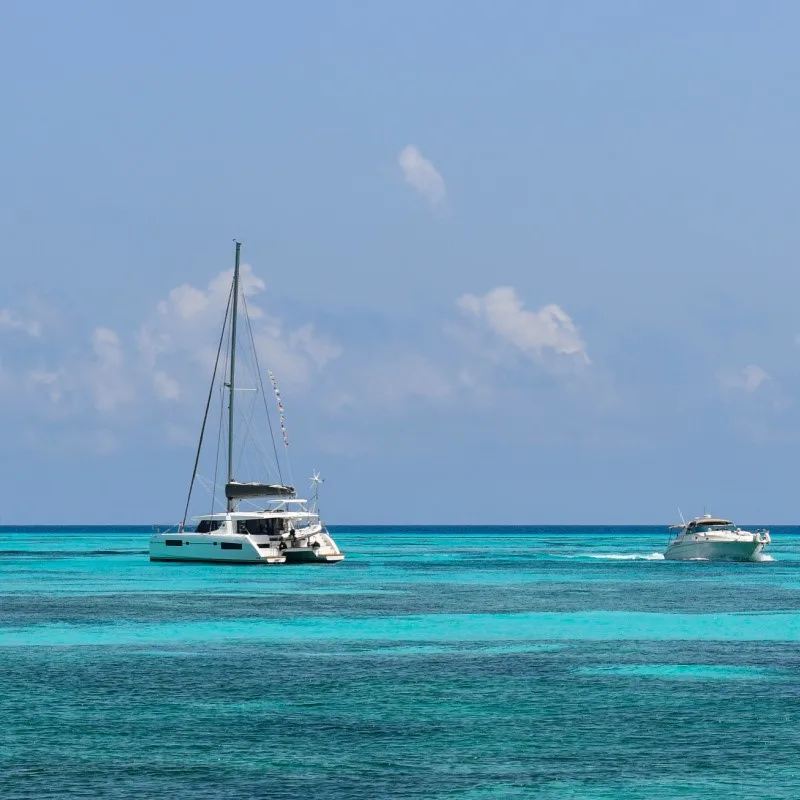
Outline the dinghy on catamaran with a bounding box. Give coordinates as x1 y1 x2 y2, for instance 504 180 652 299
149 241 344 565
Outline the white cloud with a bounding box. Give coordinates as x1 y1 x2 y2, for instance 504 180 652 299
717 364 770 394
160 264 265 322
251 323 335 387
0 264 343 454
0 308 41 337
398 145 446 206
140 264 342 400
166 284 209 320
457 286 589 363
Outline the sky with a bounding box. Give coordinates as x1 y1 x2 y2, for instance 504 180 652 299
2 1 800 524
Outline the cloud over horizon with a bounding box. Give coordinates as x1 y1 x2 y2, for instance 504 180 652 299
0 266 787 473
139 263 342 395
457 286 589 364
0 263 344 456
398 145 446 206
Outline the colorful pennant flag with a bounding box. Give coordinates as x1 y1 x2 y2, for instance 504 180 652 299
267 370 290 447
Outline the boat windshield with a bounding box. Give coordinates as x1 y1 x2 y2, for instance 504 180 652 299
693 523 735 533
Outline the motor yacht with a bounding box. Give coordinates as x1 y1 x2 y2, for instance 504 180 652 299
664 514 770 561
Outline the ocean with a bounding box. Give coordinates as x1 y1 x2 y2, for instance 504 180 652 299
2 525 800 799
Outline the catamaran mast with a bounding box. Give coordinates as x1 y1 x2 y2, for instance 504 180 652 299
227 240 241 512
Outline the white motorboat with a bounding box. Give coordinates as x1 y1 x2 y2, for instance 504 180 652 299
664 514 770 561
149 242 344 565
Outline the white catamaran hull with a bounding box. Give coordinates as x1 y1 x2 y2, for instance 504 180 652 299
149 533 285 564
664 538 767 562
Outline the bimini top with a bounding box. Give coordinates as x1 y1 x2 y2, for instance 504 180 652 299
669 515 734 531
225 481 296 500
688 517 732 527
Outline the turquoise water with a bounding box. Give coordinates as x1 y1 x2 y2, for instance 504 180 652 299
3 525 800 798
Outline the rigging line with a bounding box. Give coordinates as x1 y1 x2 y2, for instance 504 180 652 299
181 280 234 531
235 388 259 474
237 332 280 483
196 474 226 508
211 308 232 517
241 291 284 485
235 361 279 482
231 335 259 474
232 387 257 473
236 394 277 484
243 294 285 484
211 379 225 517
254 433 278 483
285 434 294 491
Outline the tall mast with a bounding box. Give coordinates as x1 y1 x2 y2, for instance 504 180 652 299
227 240 241 511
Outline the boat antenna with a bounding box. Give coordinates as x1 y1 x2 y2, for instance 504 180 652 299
677 507 686 525
227 240 241 512
311 470 324 513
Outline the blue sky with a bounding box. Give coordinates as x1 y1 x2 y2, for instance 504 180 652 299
2 1 800 524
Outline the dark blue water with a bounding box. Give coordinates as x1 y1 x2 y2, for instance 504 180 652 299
2 525 800 798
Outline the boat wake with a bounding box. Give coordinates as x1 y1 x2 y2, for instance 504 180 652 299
0 549 145 557
586 552 665 561
551 552 665 561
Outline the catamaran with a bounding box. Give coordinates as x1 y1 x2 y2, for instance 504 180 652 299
149 242 344 565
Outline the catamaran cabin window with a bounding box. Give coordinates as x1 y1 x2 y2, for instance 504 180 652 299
195 520 222 533
220 542 243 550
240 518 283 536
